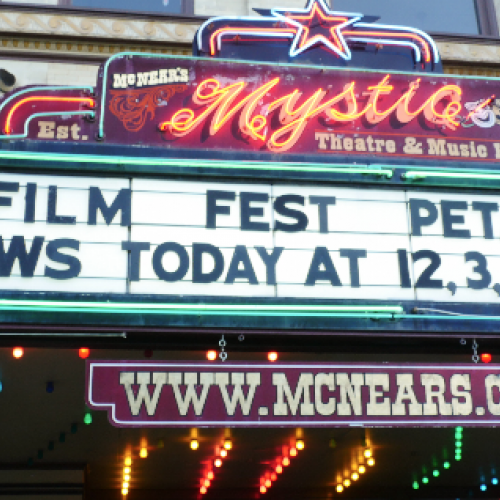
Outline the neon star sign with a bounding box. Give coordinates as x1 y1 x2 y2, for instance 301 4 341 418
272 0 360 59
195 0 441 72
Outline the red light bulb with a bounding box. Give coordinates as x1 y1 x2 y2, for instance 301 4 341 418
481 353 492 363
79 348 90 359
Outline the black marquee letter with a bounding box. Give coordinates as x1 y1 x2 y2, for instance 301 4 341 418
192 243 224 283
152 242 189 282
88 187 131 226
305 247 341 286
45 239 81 280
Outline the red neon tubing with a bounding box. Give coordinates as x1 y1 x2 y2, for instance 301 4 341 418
5 96 95 135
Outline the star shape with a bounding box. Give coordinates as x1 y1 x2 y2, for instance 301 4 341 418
272 0 362 59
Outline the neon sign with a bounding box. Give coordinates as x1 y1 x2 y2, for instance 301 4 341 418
159 75 462 153
195 0 441 72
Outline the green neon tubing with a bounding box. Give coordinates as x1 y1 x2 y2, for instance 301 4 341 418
0 299 403 314
403 171 500 181
0 150 392 177
0 111 95 140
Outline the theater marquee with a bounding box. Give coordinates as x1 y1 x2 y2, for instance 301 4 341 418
86 361 500 427
3 172 500 304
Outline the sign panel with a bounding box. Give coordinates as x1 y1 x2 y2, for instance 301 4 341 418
3 172 500 305
1 54 500 169
86 361 500 427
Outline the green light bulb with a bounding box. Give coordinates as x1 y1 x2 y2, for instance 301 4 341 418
412 481 419 490
455 441 462 448
443 462 450 469
422 477 429 484
83 412 92 425
455 455 462 461
433 470 440 477
455 426 463 432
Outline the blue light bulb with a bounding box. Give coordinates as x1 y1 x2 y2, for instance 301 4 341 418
492 478 498 485
480 484 487 492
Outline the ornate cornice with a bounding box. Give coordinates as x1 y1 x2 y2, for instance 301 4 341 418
0 8 200 44
437 41 500 64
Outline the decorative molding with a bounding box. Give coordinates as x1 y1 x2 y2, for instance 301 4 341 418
437 41 500 64
0 35 191 59
0 9 200 44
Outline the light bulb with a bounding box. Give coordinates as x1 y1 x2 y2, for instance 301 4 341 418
492 478 498 485
124 457 132 466
282 457 290 466
207 471 214 480
79 348 90 359
271 473 277 481
140 448 148 458
224 438 232 450
268 352 278 362
190 439 199 450
220 449 227 458
422 477 429 484
480 484 487 491
84 412 92 425
443 462 450 469
207 350 217 361
351 472 359 481
296 439 305 450
364 449 372 458
265 479 271 487
204 479 210 487
121 488 128 495
122 482 129 489
214 458 222 468
200 486 207 494
124 474 130 481
336 485 344 493
260 485 267 494
13 347 24 359
276 465 283 474
343 479 351 487
358 465 366 474
123 467 131 474
413 481 419 490
290 447 297 456
367 458 375 466
433 470 439 477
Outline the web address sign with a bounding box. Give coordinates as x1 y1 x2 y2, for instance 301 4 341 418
87 362 500 427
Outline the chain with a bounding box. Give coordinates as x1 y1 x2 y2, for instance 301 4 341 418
472 339 479 364
219 335 227 362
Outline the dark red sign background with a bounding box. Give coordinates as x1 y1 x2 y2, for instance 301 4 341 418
87 361 500 427
98 55 500 164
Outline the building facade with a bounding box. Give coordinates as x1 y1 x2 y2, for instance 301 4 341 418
0 0 500 499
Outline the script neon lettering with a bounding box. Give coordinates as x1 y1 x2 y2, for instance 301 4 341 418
159 75 463 152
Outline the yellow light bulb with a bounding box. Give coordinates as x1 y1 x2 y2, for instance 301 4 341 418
290 448 297 457
123 474 130 481
367 458 375 466
344 479 351 487
276 465 283 474
207 471 214 480
124 457 132 466
336 485 344 493
121 488 128 495
359 465 366 474
139 448 148 458
204 479 210 487
220 449 227 457
122 482 129 489
214 458 222 468
282 457 290 466
190 439 199 450
224 439 232 450
364 449 372 458
352 472 359 481
200 486 207 494
265 479 271 487
123 467 131 474
296 439 305 450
